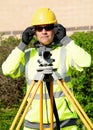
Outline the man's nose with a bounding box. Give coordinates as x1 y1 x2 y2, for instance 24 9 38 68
42 28 47 33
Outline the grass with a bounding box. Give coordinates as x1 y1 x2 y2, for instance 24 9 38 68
0 107 17 130
0 103 23 130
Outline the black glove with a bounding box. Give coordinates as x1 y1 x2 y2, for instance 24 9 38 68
22 26 35 45
54 24 66 43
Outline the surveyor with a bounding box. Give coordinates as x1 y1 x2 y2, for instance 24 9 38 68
2 8 91 130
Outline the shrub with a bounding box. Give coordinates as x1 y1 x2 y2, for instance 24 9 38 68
70 31 93 126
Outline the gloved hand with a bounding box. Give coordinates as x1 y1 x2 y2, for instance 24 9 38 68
53 24 66 43
22 26 35 45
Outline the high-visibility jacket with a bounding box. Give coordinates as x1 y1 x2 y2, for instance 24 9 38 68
2 36 91 130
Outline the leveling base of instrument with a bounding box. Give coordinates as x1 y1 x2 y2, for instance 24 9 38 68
10 66 93 130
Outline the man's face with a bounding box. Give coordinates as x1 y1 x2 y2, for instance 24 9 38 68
35 24 54 45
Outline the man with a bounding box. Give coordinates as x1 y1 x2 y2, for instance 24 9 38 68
2 8 91 130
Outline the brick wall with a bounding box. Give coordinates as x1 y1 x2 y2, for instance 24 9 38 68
0 0 93 36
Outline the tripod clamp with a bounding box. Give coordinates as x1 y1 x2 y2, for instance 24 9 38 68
34 66 62 82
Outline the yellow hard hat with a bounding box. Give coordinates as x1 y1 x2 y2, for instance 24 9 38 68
31 8 57 26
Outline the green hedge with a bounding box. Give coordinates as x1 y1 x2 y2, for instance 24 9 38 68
70 32 93 128
0 32 93 129
70 32 93 117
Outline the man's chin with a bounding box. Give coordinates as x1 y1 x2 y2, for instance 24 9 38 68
41 41 51 45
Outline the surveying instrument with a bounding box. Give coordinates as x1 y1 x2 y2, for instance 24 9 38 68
10 45 93 130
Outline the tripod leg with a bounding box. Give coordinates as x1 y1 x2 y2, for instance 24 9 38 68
40 82 43 130
50 81 53 130
10 80 35 130
40 81 53 130
16 80 42 130
57 79 93 130
46 81 60 130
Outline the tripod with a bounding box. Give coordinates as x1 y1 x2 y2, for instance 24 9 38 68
10 65 93 130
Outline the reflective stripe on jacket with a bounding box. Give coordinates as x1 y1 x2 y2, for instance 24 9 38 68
24 118 77 129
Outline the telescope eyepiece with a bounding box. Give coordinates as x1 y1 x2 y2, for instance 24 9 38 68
38 50 54 66
43 51 51 60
